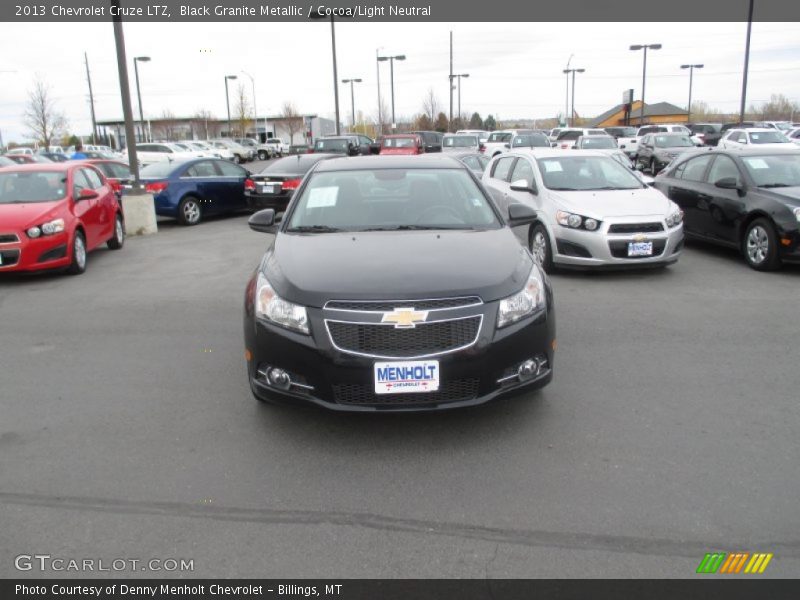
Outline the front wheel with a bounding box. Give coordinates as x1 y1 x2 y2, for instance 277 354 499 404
107 213 124 250
743 218 781 271
258 151 268 161
649 158 657 175
67 230 87 275
233 155 242 164
530 223 554 273
178 196 202 226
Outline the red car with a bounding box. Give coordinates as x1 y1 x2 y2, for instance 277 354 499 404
0 163 124 275
82 159 133 197
379 134 424 155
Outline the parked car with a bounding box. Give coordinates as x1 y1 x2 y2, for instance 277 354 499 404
125 143 197 167
787 128 800 145
688 123 723 145
312 136 364 156
210 139 253 163
456 129 489 143
482 150 684 271
243 154 553 411
288 144 312 155
450 151 490 177
4 154 53 164
617 124 701 158
139 158 250 225
510 133 551 149
0 163 124 274
0 156 15 168
411 130 444 153
442 134 481 153
553 128 614 150
169 141 213 158
548 128 563 142
244 153 340 211
180 140 224 159
265 138 290 158
702 122 773 147
652 148 800 270
483 130 534 157
6 147 35 155
39 152 70 163
339 134 375 155
572 135 618 150
635 133 697 174
204 140 237 161
82 159 133 198
718 128 794 150
604 126 637 140
379 134 424 155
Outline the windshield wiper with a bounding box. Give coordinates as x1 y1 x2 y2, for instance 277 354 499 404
360 225 471 231
759 183 791 188
285 225 342 233
590 186 635 191
547 187 579 191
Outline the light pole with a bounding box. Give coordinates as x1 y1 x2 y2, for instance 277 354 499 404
377 54 405 130
630 43 661 126
133 56 150 142
342 78 362 130
563 68 585 127
376 48 383 136
452 73 469 125
224 75 237 137
740 0 755 123
563 54 573 127
680 64 704 123
241 70 261 140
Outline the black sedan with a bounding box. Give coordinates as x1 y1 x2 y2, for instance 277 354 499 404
243 155 556 412
245 153 340 211
653 148 800 270
636 133 696 174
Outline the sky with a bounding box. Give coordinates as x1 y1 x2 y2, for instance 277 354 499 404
1 20 799 143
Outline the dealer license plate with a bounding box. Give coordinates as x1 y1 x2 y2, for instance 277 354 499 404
259 183 280 194
628 241 653 257
374 360 440 395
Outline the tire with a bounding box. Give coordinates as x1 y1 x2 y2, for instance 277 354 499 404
649 158 657 175
67 230 87 275
258 151 268 161
233 154 242 164
107 213 124 250
178 196 202 226
742 218 781 271
529 223 554 273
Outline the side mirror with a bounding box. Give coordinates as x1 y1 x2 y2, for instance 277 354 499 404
77 189 98 201
248 208 277 233
507 203 538 226
504 143 510 149
509 178 537 195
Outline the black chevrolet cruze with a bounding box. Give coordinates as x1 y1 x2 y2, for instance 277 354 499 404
243 155 556 411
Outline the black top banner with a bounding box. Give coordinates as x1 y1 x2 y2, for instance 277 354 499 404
2 0 800 22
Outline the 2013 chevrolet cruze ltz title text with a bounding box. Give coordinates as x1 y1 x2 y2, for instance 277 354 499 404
243 155 556 411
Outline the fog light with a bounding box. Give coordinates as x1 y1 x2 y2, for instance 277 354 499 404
518 359 540 381
267 367 291 390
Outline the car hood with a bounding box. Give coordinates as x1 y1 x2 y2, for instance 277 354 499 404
264 229 533 308
0 201 64 230
380 148 419 155
549 187 673 218
761 186 800 206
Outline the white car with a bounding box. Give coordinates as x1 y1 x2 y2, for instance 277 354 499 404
6 147 35 155
787 128 800 145
265 138 289 157
204 140 236 161
718 128 794 150
210 139 253 163
456 129 489 143
124 142 197 166
481 149 684 271
482 130 536 157
552 128 611 150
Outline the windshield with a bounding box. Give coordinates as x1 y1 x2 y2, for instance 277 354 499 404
741 154 800 187
512 134 549 147
140 162 176 178
0 171 68 203
580 137 616 149
487 132 512 143
314 139 349 152
261 155 325 174
749 131 790 144
655 135 694 148
443 136 478 148
536 156 644 191
383 137 417 148
286 168 500 232
774 122 792 131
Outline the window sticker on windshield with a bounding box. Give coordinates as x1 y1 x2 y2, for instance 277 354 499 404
745 158 770 169
306 186 338 208
543 161 563 172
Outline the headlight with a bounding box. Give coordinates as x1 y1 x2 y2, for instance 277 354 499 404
497 265 545 328
794 207 800 222
26 226 41 238
41 219 65 235
556 210 601 231
665 210 684 228
255 272 309 334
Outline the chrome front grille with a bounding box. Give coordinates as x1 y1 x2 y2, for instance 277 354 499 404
324 296 482 312
0 233 20 244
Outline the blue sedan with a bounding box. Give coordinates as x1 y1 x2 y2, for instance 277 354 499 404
140 158 251 225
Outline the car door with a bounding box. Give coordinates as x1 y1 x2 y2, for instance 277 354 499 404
181 160 226 215
214 159 249 212
637 135 653 168
662 154 714 238
70 168 104 248
81 166 115 243
703 154 747 245
482 156 518 214
505 156 540 244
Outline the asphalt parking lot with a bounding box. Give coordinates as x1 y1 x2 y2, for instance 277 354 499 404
1 208 799 578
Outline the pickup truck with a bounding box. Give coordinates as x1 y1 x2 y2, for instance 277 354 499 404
617 124 702 159
265 138 290 158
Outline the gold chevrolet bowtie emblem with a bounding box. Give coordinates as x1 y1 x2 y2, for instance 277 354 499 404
382 308 429 329
633 233 648 242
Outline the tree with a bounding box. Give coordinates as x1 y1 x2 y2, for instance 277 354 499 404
280 102 304 144
422 88 440 124
414 114 434 131
469 112 483 128
234 83 253 137
690 100 725 122
153 109 179 140
192 109 219 139
749 94 799 121
434 112 449 133
24 76 67 149
484 114 497 131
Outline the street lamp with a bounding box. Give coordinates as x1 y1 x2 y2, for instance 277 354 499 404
563 54 573 127
563 68 585 127
309 11 343 135
377 54 406 129
451 73 469 124
680 64 704 124
341 78 362 130
240 70 261 141
376 48 384 136
629 43 662 126
224 75 237 137
133 56 150 142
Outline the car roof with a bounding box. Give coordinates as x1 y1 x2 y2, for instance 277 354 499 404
0 162 73 172
506 148 610 159
735 128 780 134
313 154 465 172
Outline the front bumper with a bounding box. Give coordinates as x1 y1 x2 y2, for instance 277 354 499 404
244 296 556 412
0 230 71 272
552 220 684 269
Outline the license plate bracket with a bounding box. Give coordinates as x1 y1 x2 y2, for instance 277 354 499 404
628 241 653 257
374 360 440 394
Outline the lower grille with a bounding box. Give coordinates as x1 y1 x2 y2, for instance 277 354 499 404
333 378 480 406
608 222 664 234
0 249 20 267
0 233 20 244
38 244 68 263
326 316 482 358
325 296 482 312
608 239 667 259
